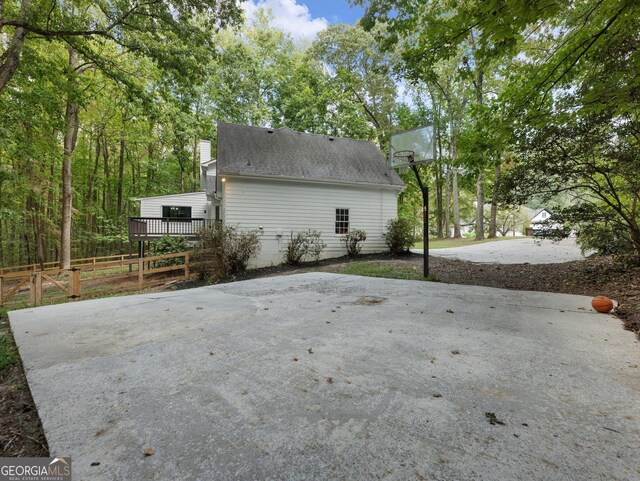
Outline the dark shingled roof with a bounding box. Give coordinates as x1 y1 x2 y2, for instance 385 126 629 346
216 122 404 187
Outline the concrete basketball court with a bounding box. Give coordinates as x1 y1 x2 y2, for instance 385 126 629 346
9 273 640 481
419 237 586 264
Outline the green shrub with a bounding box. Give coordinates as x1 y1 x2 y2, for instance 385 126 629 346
285 232 307 265
285 230 326 264
154 235 188 267
344 229 367 257
577 221 639 264
193 223 260 281
384 218 414 254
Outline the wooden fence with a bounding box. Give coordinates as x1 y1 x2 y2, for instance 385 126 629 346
0 253 140 275
0 251 191 307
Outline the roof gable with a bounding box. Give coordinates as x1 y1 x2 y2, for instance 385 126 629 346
216 123 404 187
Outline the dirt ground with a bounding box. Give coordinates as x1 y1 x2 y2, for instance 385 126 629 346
0 315 48 457
2 252 638 458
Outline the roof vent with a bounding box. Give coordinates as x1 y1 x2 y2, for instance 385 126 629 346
267 129 274 134
328 137 335 141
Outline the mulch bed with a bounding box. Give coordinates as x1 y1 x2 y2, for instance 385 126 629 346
2 252 638 457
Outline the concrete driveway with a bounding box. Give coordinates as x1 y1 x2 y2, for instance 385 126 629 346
415 237 585 264
9 273 640 481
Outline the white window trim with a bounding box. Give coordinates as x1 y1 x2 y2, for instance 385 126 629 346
335 207 350 236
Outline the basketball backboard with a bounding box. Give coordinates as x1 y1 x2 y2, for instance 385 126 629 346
389 125 436 167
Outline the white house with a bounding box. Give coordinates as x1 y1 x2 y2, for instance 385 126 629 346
529 208 553 226
131 123 405 266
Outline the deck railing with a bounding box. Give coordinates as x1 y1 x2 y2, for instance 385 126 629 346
128 217 214 240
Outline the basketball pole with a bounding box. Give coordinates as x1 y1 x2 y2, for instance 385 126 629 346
410 162 429 278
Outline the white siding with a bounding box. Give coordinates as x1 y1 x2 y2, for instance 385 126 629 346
222 176 399 267
139 192 211 219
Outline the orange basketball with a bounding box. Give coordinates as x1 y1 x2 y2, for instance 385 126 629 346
591 296 614 313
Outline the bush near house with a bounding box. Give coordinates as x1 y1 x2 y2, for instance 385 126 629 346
344 229 367 257
154 235 188 266
385 218 414 254
193 223 260 281
285 230 326 265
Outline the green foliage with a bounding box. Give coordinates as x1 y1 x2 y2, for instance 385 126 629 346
155 235 188 255
499 113 640 261
193 223 260 282
154 235 188 267
0 0 244 92
344 230 367 257
309 23 397 146
384 218 414 254
577 222 637 263
0 334 19 372
285 230 327 265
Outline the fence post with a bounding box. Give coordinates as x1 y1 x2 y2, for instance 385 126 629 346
69 268 81 298
184 252 190 280
0 276 3 304
138 257 144 288
30 272 42 306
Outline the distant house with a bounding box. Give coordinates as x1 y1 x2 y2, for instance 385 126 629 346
526 208 554 235
529 208 553 226
131 123 405 266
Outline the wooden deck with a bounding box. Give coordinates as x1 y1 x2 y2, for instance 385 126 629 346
128 217 214 241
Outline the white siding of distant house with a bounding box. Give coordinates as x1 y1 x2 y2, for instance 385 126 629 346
530 209 551 225
138 192 211 218
222 176 399 267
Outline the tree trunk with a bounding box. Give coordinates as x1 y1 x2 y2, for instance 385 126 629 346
448 105 461 238
192 136 199 191
33 203 45 269
444 166 451 238
470 29 485 241
488 162 502 238
60 47 80 269
435 163 443 238
102 134 110 216
117 128 125 219
453 168 461 238
0 0 30 94
475 170 485 240
146 140 156 194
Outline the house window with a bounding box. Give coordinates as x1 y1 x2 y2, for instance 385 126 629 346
335 208 349 234
542 212 547 219
162 206 192 219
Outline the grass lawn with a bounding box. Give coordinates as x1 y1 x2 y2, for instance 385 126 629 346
0 327 18 372
413 236 529 250
324 259 440 282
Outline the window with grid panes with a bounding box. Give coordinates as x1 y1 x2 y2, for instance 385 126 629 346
335 208 349 234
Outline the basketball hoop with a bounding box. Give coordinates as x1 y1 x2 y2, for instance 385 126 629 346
389 125 435 278
392 149 416 165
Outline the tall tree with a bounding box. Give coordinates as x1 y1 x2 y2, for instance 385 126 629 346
309 23 397 148
0 0 243 94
